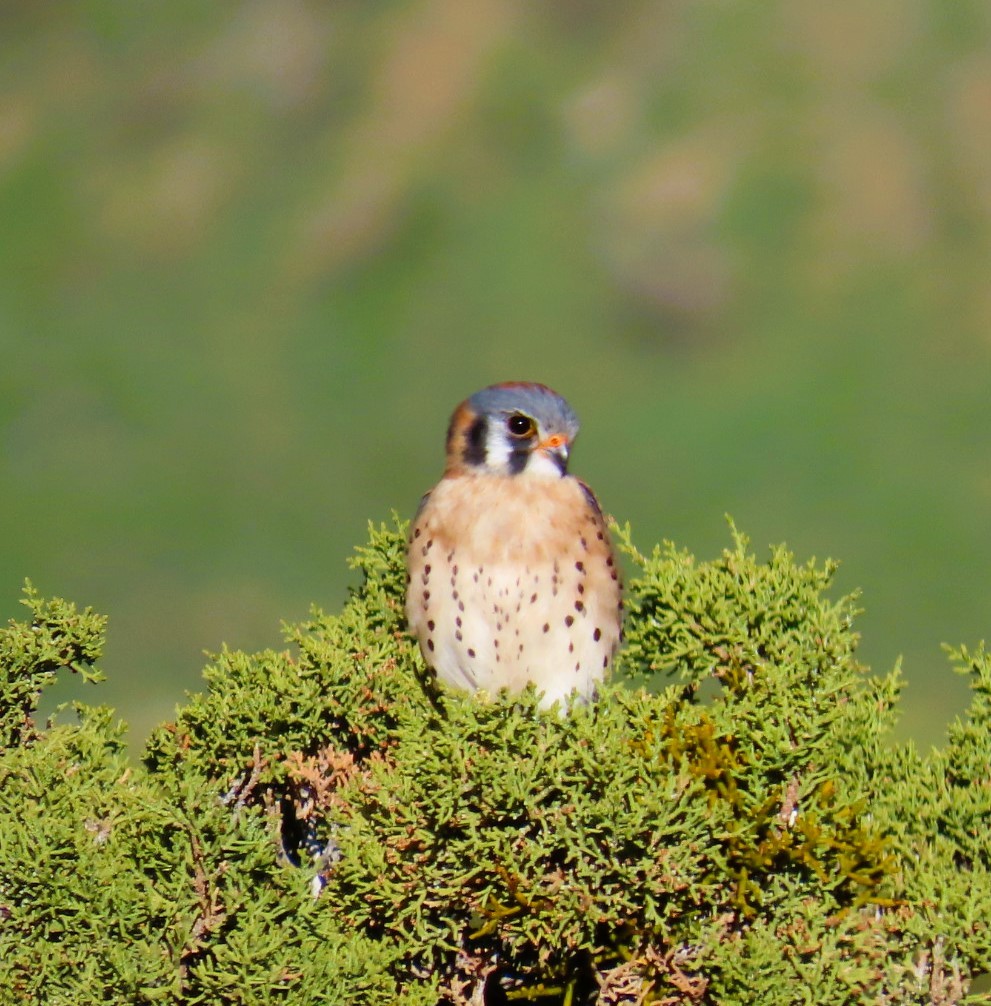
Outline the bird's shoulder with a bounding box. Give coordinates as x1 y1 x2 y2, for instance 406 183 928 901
575 478 605 520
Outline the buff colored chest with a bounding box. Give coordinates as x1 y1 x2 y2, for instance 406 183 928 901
406 472 622 706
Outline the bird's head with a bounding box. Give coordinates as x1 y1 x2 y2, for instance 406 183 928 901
444 382 580 479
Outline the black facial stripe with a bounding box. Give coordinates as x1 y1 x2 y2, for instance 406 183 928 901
507 448 529 475
548 451 568 476
463 417 488 467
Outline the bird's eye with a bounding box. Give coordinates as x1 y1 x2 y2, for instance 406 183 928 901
507 414 534 438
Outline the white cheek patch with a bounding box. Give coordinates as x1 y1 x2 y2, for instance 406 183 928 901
483 431 515 474
526 451 565 479
483 422 564 479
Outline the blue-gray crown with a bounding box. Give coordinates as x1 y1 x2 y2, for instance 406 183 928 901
467 382 579 441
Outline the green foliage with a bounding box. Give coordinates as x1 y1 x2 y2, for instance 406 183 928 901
2 522 990 1003
0 583 106 748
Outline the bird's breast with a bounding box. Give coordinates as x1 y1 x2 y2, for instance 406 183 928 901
425 474 583 561
406 473 622 706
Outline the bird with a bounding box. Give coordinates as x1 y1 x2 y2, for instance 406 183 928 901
405 382 622 708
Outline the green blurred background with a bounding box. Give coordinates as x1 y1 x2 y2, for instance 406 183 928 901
2 1 989 746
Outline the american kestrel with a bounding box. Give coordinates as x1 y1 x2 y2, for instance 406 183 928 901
406 382 622 708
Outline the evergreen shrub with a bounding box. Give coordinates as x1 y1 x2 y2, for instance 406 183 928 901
1 521 989 1004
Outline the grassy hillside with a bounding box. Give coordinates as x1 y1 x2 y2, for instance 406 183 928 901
2 1 990 743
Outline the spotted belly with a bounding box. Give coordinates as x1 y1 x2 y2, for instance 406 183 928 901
406 521 621 707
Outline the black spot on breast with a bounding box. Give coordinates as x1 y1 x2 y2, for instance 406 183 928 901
574 601 584 613
593 627 602 641
565 615 574 627
575 561 584 573
467 648 476 658
427 620 435 631
427 639 434 652
542 623 550 633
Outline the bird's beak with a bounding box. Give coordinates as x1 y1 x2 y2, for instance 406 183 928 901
537 433 570 473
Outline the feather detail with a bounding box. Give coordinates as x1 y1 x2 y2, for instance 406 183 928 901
406 471 621 707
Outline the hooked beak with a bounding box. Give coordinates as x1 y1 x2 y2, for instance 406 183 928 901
537 432 570 474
